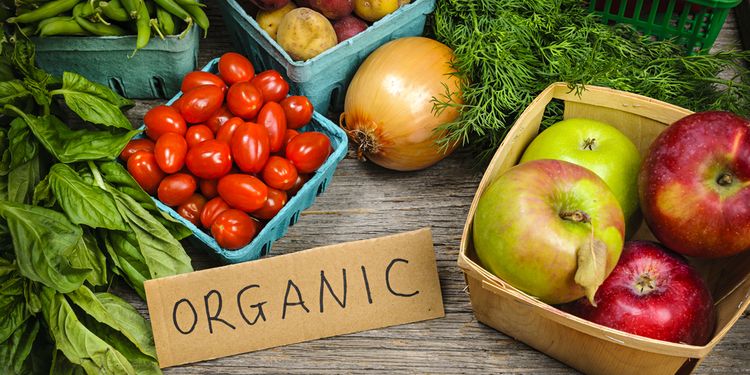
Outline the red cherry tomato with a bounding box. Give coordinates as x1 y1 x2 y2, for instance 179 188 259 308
217 174 268 212
199 179 219 199
181 71 227 94
230 122 270 174
262 156 298 191
185 124 214 148
179 85 225 124
120 138 155 161
127 151 165 195
205 105 233 133
215 117 244 144
154 132 188 173
200 197 231 228
185 139 233 180
280 96 313 129
157 173 197 206
218 52 255 86
226 82 264 120
171 96 184 112
251 187 287 220
287 173 310 196
211 209 259 249
250 70 289 103
256 101 287 153
285 132 331 173
144 105 187 140
177 193 207 226
283 129 300 148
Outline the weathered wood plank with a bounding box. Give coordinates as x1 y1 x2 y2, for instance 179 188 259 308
114 4 750 374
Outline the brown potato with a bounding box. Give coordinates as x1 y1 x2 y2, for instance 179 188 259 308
256 2 297 40
277 8 338 61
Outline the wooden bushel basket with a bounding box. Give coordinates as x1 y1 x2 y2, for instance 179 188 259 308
457 83 750 375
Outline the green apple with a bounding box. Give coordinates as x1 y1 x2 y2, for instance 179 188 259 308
473 160 625 304
520 118 641 226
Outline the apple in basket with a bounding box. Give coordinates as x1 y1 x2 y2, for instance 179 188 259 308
639 111 750 258
472 159 625 305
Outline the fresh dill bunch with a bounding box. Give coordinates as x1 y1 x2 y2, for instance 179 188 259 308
432 0 750 163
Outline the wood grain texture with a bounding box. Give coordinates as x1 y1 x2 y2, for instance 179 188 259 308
116 4 750 374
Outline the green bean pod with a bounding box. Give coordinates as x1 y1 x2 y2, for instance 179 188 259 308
133 0 151 52
182 3 207 37
8 0 81 24
75 16 127 35
152 0 189 22
99 0 129 22
35 16 71 33
156 6 176 35
39 18 90 36
173 0 204 7
120 0 141 19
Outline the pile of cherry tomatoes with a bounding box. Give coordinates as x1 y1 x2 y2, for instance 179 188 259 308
121 52 332 250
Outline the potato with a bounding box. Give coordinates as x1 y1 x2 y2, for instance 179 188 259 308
277 8 338 61
333 15 368 42
353 0 398 22
256 2 297 40
308 0 353 20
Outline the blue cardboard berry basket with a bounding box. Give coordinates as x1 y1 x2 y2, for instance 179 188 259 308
218 0 436 114
143 57 348 264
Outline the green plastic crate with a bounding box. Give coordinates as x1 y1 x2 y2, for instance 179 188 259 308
33 26 200 99
589 0 742 54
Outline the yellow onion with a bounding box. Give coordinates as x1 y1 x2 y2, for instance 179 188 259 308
341 37 462 171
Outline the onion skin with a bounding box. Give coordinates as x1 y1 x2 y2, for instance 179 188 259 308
342 37 462 171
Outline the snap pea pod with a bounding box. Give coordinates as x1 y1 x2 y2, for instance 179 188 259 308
173 0 204 7
156 6 175 35
120 0 140 19
75 15 127 35
7 0 80 23
152 0 189 22
133 0 150 53
99 0 129 22
73 1 97 17
182 3 207 37
35 15 70 33
39 18 90 36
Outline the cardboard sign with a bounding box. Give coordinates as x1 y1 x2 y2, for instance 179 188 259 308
145 228 444 368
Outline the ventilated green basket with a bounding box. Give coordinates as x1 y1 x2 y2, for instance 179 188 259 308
589 0 742 54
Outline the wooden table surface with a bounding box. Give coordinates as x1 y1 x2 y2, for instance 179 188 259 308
118 5 750 374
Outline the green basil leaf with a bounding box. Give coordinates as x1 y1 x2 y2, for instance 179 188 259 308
101 231 149 299
0 319 39 375
23 114 139 163
46 164 127 231
8 117 37 170
22 279 41 315
0 264 29 343
0 201 88 293
11 39 57 86
0 128 9 176
111 190 193 279
71 232 107 287
78 313 161 375
7 153 39 204
0 80 28 106
67 286 156 359
39 287 135 374
31 172 54 208
22 77 51 107
0 176 6 203
51 350 87 375
61 72 133 109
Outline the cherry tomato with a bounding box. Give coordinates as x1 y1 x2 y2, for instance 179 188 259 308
179 85 225 124
171 96 184 112
181 71 227 94
226 82 264 120
262 156 298 191
287 173 310 196
230 122 270 174
127 151 165 195
218 52 255 86
251 187 287 220
199 179 219 199
211 209 259 249
217 174 268 212
200 197 231 228
154 132 188 173
280 96 313 129
205 105 233 133
185 139 233 180
250 70 289 103
256 101 287 153
157 173 197 206
144 105 187 140
285 132 331 173
120 138 155 161
283 129 300 148
177 193 207 226
215 117 244 144
185 125 214 148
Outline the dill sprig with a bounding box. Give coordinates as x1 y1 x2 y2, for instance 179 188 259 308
432 0 750 162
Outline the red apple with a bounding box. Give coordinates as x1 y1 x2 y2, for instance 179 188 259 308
639 111 750 258
561 241 715 345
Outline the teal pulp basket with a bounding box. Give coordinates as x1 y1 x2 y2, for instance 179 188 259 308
143 58 348 264
218 0 436 114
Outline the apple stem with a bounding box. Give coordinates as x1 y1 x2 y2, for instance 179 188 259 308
582 138 597 150
560 210 591 224
717 172 734 186
635 274 656 295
